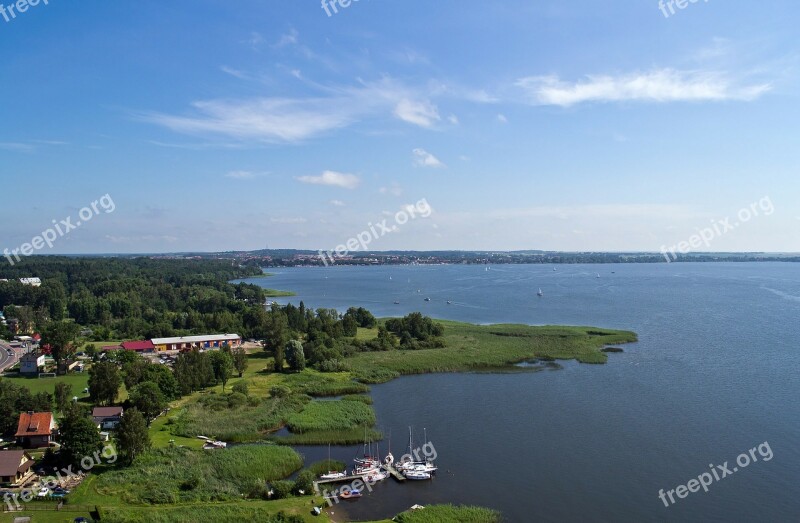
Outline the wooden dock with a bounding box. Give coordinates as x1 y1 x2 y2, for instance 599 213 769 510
384 463 406 481
313 475 366 495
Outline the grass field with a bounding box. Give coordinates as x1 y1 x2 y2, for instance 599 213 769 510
71 446 303 506
1 372 90 396
348 321 637 383
286 400 375 433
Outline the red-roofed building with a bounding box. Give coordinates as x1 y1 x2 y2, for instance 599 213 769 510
121 340 155 353
15 411 57 448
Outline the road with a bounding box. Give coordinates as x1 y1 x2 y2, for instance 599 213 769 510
0 339 19 372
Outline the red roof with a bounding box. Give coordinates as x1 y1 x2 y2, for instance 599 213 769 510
121 340 155 351
15 412 55 437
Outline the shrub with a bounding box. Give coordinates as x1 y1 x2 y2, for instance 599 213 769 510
293 470 315 494
270 385 291 398
270 480 294 499
231 381 249 396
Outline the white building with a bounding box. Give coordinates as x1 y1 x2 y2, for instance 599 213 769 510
19 278 42 287
20 352 46 375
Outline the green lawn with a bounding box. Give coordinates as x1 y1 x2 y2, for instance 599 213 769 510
1 372 90 396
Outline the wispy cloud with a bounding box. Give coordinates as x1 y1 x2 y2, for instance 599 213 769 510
225 170 266 180
270 217 307 224
497 114 508 123
0 142 35 152
515 69 771 107
379 182 404 197
412 148 445 168
394 99 441 128
296 170 360 189
139 78 444 144
330 199 346 207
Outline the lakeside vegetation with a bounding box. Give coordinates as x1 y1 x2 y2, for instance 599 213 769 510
0 256 637 523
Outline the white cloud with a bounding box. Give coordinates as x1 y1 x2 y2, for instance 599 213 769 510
274 28 299 48
412 148 445 168
225 170 261 179
140 78 446 144
0 142 35 152
515 69 771 107
330 199 346 207
394 99 441 128
448 114 459 125
379 182 404 196
270 217 307 224
296 170 360 189
497 114 508 123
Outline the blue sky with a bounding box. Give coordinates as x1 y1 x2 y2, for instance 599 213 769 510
1 0 799 254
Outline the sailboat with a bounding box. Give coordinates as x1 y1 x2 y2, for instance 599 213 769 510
319 444 347 480
537 288 543 297
398 427 437 478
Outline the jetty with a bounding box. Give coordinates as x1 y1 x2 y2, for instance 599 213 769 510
383 463 406 481
313 474 367 495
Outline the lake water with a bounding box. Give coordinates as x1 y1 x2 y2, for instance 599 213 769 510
244 263 800 522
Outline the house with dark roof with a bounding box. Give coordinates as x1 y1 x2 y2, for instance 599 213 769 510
0 450 35 487
15 412 57 448
92 406 124 430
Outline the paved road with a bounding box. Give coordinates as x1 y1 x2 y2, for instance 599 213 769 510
0 339 19 372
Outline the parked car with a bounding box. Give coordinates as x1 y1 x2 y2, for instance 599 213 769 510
37 487 49 497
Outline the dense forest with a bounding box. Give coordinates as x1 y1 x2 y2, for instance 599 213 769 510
0 257 265 340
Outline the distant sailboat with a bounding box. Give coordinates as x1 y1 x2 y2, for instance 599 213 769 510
537 288 543 297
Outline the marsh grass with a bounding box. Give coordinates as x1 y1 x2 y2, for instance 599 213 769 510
348 321 637 383
286 400 375 432
171 395 310 442
88 446 303 505
393 504 502 522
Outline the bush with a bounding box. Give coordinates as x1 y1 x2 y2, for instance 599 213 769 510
293 470 315 494
270 385 291 398
227 392 247 409
270 480 294 499
316 359 350 373
231 381 249 396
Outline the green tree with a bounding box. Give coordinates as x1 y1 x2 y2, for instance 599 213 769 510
232 346 248 378
116 408 151 465
59 404 102 466
210 350 234 391
41 321 81 374
284 340 305 372
264 306 289 372
129 381 167 425
53 382 73 413
88 361 122 406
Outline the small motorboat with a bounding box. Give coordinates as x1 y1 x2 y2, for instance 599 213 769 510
339 488 363 499
446 300 452 305
424 297 431 302
394 301 400 304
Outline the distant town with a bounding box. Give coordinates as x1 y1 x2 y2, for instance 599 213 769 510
143 249 800 267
